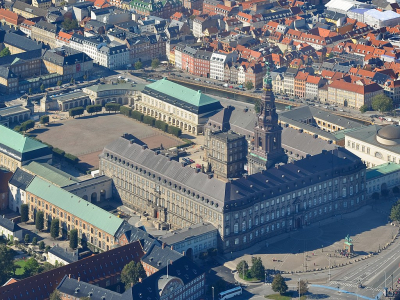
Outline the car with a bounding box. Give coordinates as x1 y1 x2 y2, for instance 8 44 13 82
176 74 182 77
186 76 190 79
194 78 201 81
189 159 194 163
205 81 211 84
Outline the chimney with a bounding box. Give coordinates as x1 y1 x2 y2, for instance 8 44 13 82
68 274 71 279
182 251 185 256
171 245 174 250
78 277 80 282
131 282 134 287
162 242 166 249
139 278 142 283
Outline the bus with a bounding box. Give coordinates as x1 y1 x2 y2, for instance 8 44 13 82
218 287 243 300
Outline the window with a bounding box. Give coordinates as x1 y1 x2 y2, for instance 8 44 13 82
234 223 238 234
342 187 347 198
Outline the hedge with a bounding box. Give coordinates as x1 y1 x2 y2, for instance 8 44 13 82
64 153 79 164
131 111 144 122
120 106 132 116
155 120 168 132
143 115 156 126
167 125 182 137
52 147 65 157
105 103 121 112
69 107 84 118
86 104 102 114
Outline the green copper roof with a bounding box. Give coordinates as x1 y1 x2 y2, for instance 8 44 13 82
146 78 220 107
26 177 124 236
0 125 48 154
250 152 267 161
23 162 78 187
366 162 400 180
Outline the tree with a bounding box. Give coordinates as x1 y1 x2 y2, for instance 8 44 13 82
61 17 78 31
83 74 87 81
57 80 62 87
69 229 78 249
254 98 261 113
250 257 265 280
390 203 400 222
40 84 45 92
49 289 62 300
28 88 32 95
24 233 30 244
50 219 60 239
24 258 40 276
70 77 75 84
0 245 15 284
120 105 132 116
20 204 29 223
271 274 288 295
372 94 393 113
39 241 45 250
135 61 143 70
236 260 249 279
20 120 35 132
245 80 254 90
299 279 308 296
45 245 51 253
359 105 368 113
32 237 37 246
167 125 181 137
121 261 147 289
40 115 49 125
0 47 10 57
35 211 44 231
151 58 160 69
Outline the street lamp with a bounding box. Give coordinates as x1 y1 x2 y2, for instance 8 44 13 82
212 286 214 300
298 277 301 300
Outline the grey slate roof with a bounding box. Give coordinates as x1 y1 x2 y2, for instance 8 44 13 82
0 216 20 232
3 33 42 51
33 20 59 33
158 222 217 245
114 222 159 252
8 168 35 190
141 244 183 270
101 138 227 209
282 127 338 157
12 1 47 17
57 275 123 300
48 245 83 263
0 105 30 117
279 106 363 129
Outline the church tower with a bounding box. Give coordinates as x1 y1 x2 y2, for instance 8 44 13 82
247 65 285 175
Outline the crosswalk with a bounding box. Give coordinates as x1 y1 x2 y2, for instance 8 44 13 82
329 281 382 292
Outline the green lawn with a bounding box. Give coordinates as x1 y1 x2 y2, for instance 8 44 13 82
14 260 28 276
239 274 259 282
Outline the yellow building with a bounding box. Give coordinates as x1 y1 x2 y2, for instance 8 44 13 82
32 0 52 9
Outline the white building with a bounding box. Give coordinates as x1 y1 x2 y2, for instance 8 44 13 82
364 9 400 29
158 223 218 259
210 51 238 81
0 216 23 241
345 124 400 168
325 0 374 14
46 245 81 265
366 162 400 195
69 34 129 69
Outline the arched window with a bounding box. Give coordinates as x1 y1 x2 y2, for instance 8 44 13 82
342 187 347 198
242 221 246 232
234 223 239 234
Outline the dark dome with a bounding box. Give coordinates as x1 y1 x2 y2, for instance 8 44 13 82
377 125 400 140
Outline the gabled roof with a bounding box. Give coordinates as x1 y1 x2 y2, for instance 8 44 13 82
23 162 78 187
9 168 35 190
144 78 222 112
26 177 124 236
0 125 49 157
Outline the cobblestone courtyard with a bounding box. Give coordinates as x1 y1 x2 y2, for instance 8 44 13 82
226 201 397 275
30 113 183 170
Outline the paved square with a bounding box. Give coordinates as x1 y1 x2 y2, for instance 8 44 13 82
226 202 396 274
30 114 183 170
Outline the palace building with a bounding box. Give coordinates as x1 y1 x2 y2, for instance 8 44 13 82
133 78 223 135
100 135 366 252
